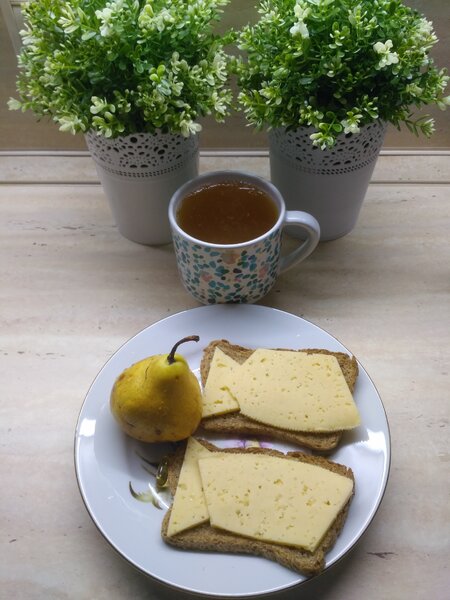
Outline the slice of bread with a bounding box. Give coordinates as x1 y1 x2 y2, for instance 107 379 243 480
198 340 359 452
161 439 354 576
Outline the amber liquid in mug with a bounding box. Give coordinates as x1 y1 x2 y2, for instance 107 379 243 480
176 181 279 244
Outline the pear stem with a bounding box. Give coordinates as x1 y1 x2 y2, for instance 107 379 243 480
167 335 200 365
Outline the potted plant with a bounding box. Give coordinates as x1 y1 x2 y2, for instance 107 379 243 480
235 0 450 240
9 0 233 245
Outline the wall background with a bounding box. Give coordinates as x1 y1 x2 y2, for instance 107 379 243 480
1 0 448 151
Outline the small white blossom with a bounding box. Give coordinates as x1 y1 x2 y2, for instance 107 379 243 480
7 98 22 111
58 6 80 34
90 96 115 115
414 17 437 47
419 117 435 137
154 9 175 32
211 91 227 115
290 21 309 38
212 52 228 82
57 115 86 134
139 4 175 32
406 83 423 97
340 110 363 134
19 26 38 48
95 7 114 36
341 120 360 134
310 131 334 150
373 40 399 69
293 2 310 21
179 116 202 137
290 0 310 38
95 0 124 37
437 95 450 110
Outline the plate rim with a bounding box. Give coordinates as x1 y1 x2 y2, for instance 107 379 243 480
74 304 391 597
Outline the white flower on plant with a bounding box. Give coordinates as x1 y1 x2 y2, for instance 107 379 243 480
95 0 124 37
139 3 175 33
7 98 22 111
373 39 399 69
290 0 310 38
310 131 334 150
419 117 435 137
405 83 423 97
341 121 359 134
179 115 202 137
293 1 310 21
260 84 282 105
299 105 323 126
95 8 114 36
414 17 437 46
57 115 86 135
290 21 309 38
341 111 362 134
58 5 80 34
19 26 38 48
153 8 175 32
436 95 450 110
212 52 228 82
210 91 227 116
188 0 213 14
90 96 115 115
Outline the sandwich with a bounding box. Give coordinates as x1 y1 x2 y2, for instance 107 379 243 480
198 340 360 452
161 438 355 576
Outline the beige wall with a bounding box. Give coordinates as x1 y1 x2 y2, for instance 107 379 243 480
1 0 448 151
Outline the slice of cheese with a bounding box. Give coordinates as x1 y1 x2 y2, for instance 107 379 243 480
227 349 360 432
201 348 240 417
198 453 353 553
166 438 213 537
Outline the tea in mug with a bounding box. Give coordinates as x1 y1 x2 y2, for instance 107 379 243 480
176 181 279 244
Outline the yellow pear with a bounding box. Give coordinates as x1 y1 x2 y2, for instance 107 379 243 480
110 336 202 442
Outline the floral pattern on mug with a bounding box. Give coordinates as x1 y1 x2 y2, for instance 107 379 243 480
172 230 282 304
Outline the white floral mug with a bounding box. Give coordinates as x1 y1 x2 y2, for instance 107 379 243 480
168 171 320 304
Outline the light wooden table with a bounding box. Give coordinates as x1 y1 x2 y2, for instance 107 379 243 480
1 153 449 599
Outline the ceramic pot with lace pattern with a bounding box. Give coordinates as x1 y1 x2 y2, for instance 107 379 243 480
85 131 199 245
268 121 386 241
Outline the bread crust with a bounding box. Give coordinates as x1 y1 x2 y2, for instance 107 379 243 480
161 439 355 576
199 340 359 452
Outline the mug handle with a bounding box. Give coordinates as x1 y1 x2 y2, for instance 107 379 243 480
278 211 321 273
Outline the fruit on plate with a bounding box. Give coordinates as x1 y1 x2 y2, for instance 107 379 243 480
110 336 202 442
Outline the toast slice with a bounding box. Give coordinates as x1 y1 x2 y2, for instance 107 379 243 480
161 439 354 576
199 340 359 452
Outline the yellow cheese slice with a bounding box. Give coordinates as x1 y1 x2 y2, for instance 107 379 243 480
201 348 240 417
227 349 360 432
166 438 213 537
198 453 353 553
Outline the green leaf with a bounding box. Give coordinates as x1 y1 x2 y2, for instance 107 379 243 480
81 31 96 41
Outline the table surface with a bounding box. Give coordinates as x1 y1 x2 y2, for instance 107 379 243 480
1 154 449 600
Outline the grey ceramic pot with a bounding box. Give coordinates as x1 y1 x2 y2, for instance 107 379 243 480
268 121 386 241
85 131 199 245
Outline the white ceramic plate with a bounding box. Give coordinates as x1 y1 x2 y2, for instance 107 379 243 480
74 305 390 597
